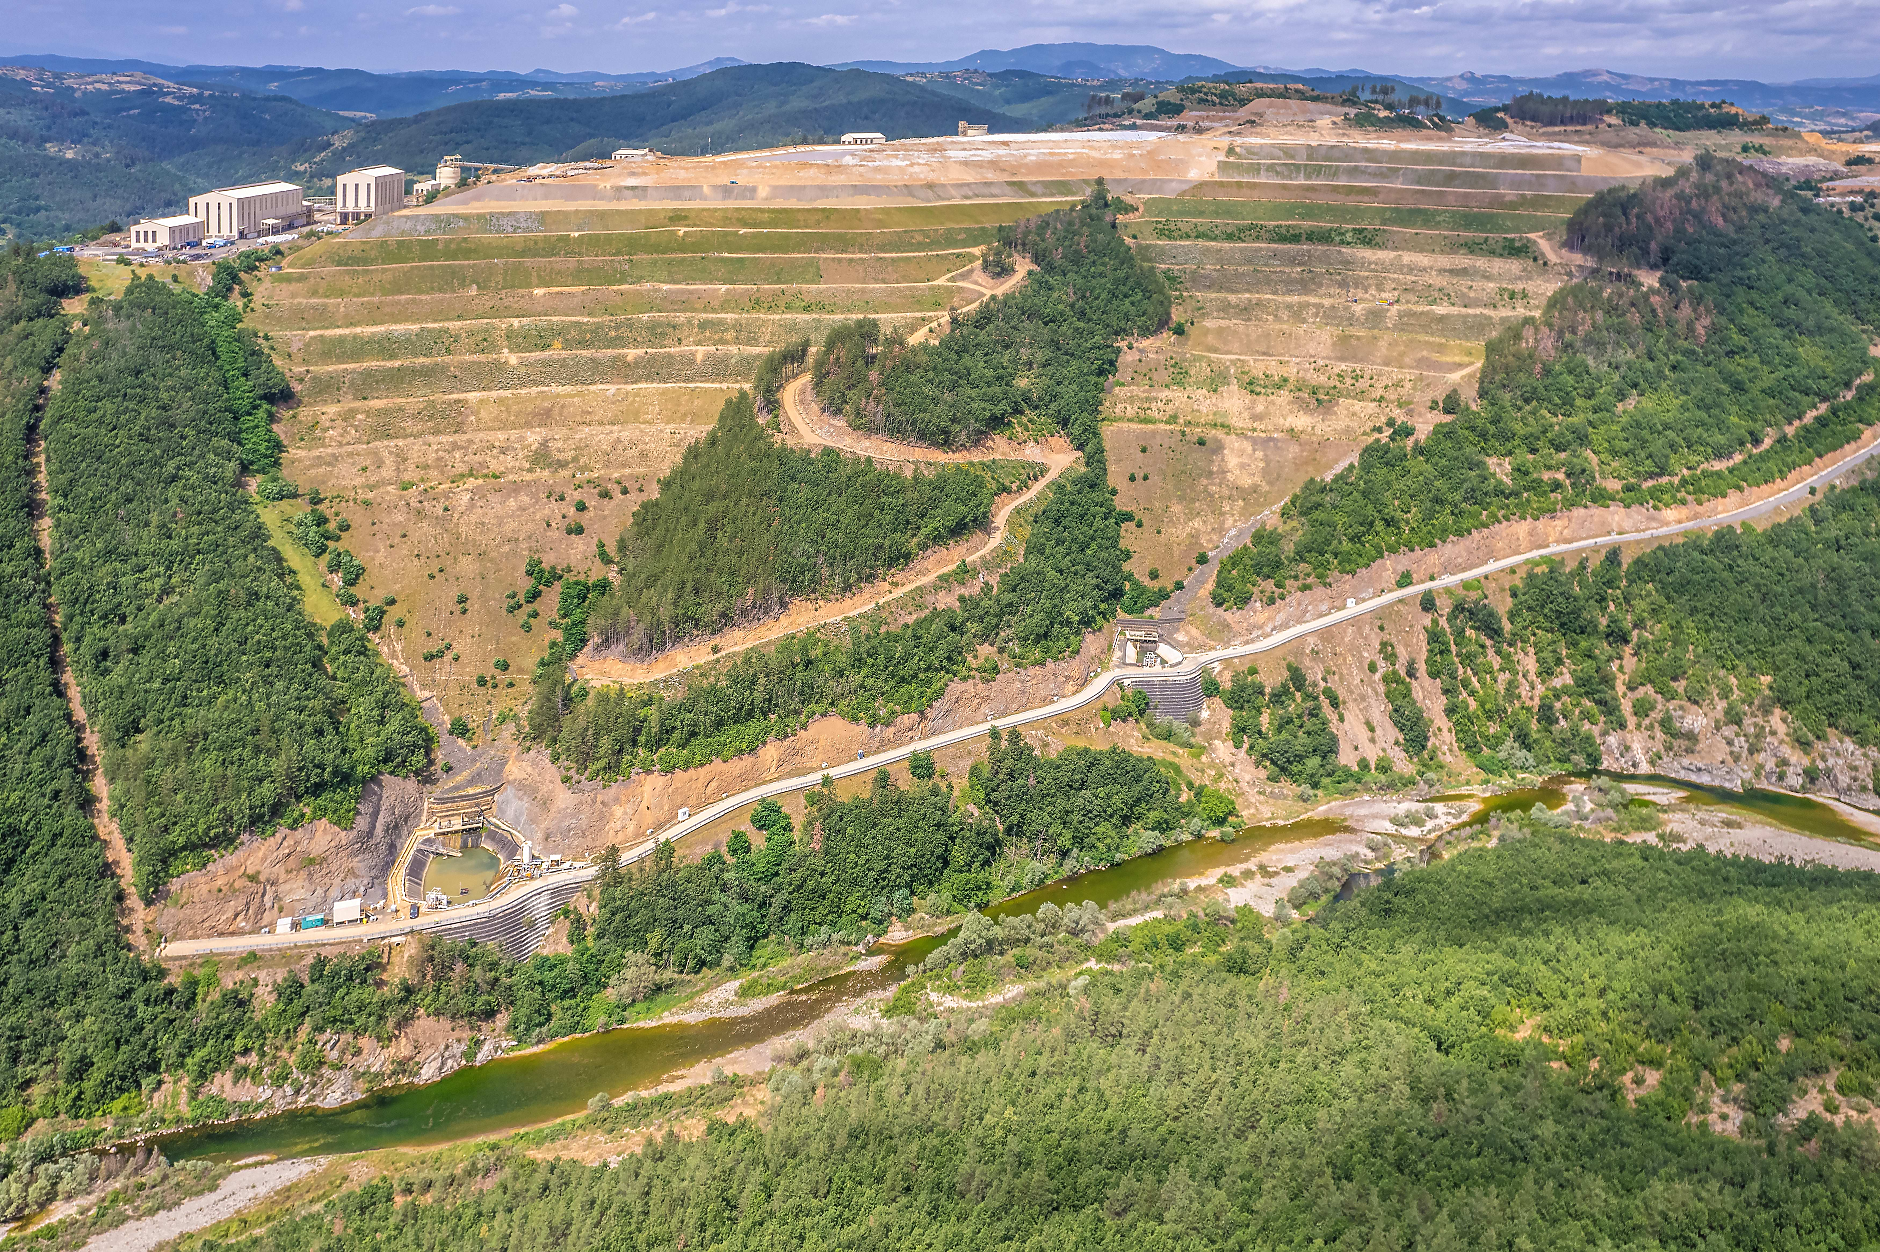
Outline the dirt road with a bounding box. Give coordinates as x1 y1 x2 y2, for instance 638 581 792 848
26 378 148 945
575 359 1077 686
175 412 1880 961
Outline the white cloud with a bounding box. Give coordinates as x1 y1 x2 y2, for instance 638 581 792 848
703 0 770 16
611 9 657 26
546 1 578 14
806 11 856 23
404 4 459 14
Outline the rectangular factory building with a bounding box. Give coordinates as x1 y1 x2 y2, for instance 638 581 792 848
128 214 204 250
335 165 405 223
188 181 307 240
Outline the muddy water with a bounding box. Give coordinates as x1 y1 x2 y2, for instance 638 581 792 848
161 815 1341 1164
1601 773 1878 845
987 817 1343 920
422 847 501 900
161 932 948 1164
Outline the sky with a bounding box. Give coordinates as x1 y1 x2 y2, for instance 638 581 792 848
12 0 1880 82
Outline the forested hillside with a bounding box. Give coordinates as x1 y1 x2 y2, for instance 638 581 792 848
0 247 166 1123
813 183 1172 448
0 67 347 239
1444 477 1880 767
542 188 1161 773
1210 154 1880 601
1215 473 1880 787
303 63 1020 176
594 730 1227 974
585 393 1002 657
180 834 1880 1250
43 277 432 896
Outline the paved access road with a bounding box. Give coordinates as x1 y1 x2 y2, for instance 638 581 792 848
162 430 1880 961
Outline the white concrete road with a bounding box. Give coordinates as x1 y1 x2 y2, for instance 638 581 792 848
161 432 1880 961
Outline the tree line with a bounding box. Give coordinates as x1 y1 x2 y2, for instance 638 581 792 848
583 392 998 658
1210 155 1880 603
811 181 1170 450
41 276 432 897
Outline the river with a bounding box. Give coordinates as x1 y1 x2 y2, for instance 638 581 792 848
157 778 1874 1163
159 813 1341 1163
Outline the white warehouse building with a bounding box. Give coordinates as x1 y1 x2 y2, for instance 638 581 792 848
188 181 307 240
128 214 204 250
839 132 886 145
336 165 405 223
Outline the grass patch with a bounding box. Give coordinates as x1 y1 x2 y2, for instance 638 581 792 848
285 312 939 368
262 252 972 300
251 283 966 332
1216 160 1618 195
294 347 763 405
297 226 1002 269
1192 180 1589 215
1141 198 1568 235
364 199 1079 239
257 498 347 628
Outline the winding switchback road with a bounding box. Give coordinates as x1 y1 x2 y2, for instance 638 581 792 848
161 428 1880 960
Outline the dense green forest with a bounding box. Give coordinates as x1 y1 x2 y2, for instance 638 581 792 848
1503 91 1610 126
0 254 431 1130
42 277 432 896
1613 98 1771 130
1210 155 1880 603
184 833 1880 1251
584 394 1002 656
812 182 1171 448
0 247 165 1125
0 68 348 239
305 64 1019 175
541 188 1157 774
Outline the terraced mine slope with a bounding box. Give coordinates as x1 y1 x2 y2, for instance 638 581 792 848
248 133 1668 726
251 198 1067 724
1104 138 1654 586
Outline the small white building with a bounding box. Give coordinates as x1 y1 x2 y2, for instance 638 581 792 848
335 165 404 223
611 147 650 160
958 121 989 137
839 131 886 145
128 214 203 250
189 181 307 240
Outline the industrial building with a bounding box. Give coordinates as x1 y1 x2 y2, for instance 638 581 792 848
128 214 204 250
335 165 405 223
611 147 650 160
435 154 519 186
188 181 307 240
958 121 989 136
839 132 886 145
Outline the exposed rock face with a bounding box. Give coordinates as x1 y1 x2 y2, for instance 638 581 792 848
149 775 426 941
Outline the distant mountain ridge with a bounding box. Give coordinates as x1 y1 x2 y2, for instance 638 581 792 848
0 53 751 118
0 64 347 238
1398 67 1880 126
834 43 1242 80
296 62 1022 177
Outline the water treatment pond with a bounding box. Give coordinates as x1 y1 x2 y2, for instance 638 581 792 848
422 846 501 901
